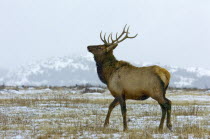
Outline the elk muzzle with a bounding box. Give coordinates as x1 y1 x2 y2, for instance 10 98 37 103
87 46 94 52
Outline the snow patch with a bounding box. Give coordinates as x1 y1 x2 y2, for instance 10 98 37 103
174 77 194 87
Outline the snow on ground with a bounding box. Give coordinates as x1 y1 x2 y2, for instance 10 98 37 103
0 87 209 138
0 88 52 94
169 95 210 102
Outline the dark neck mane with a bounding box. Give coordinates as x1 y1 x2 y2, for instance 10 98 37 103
94 52 117 84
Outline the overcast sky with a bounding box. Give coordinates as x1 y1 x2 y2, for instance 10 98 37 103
0 0 210 70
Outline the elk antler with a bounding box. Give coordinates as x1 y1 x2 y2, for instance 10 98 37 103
100 25 138 51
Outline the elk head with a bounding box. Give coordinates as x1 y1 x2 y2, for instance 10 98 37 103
87 25 138 56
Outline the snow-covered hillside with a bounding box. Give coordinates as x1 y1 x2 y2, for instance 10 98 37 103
0 55 99 86
0 55 210 88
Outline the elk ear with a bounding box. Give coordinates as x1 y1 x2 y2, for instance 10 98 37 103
106 44 118 52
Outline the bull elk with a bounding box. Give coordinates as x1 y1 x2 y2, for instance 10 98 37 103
87 25 172 131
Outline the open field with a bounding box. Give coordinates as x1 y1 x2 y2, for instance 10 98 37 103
0 86 210 139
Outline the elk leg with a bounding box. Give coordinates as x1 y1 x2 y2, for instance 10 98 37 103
104 98 119 127
158 103 167 131
165 98 172 131
158 98 172 131
118 96 128 131
153 92 172 131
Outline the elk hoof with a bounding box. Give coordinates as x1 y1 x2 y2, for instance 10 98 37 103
104 123 109 128
158 128 163 133
123 127 128 132
158 125 163 132
167 124 173 131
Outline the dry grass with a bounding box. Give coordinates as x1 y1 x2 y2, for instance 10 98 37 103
0 87 209 138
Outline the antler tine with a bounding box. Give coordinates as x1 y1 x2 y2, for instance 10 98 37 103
127 33 138 38
100 31 103 41
103 33 108 44
100 31 106 44
117 24 127 40
123 24 127 33
126 26 130 33
107 33 112 44
125 26 138 38
116 33 138 43
110 33 114 43
126 26 138 38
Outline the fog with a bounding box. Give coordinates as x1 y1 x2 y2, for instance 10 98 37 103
0 0 209 70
